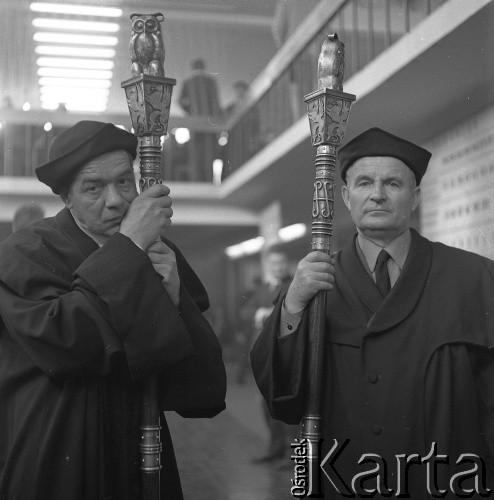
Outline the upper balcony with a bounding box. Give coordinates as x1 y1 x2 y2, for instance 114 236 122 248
1 0 453 181
0 0 492 249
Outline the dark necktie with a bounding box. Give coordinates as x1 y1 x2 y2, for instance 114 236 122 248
375 250 391 297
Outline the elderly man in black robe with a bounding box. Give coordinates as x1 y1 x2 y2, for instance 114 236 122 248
251 127 494 498
0 120 226 499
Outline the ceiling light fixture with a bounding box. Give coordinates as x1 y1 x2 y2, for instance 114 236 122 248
35 46 116 58
174 128 191 145
37 67 113 79
30 3 123 18
37 57 114 70
40 86 110 97
32 18 120 33
65 102 107 112
39 77 112 88
33 32 118 46
31 2 121 115
41 101 107 113
40 93 107 104
212 159 223 186
278 223 307 242
225 236 266 259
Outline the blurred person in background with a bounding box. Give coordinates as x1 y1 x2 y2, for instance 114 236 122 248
12 203 44 232
179 58 221 119
238 245 297 465
224 80 249 118
178 58 222 182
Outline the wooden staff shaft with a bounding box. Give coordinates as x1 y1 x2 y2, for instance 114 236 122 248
299 34 355 497
138 135 165 499
141 377 161 499
122 13 176 497
301 144 336 497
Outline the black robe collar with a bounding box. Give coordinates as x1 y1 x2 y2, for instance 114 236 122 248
339 228 433 335
52 208 211 312
53 208 99 259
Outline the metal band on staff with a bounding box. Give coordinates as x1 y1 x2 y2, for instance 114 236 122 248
121 12 176 500
300 34 355 497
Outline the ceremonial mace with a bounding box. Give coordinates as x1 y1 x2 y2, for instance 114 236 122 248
121 13 176 499
300 34 355 496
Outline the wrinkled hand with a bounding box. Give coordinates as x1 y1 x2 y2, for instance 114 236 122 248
119 184 173 250
254 306 274 330
284 251 335 314
147 241 180 307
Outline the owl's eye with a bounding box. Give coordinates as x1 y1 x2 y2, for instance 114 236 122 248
133 20 144 32
145 19 157 31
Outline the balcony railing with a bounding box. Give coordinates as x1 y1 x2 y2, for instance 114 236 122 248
223 0 447 178
0 0 447 182
0 113 226 182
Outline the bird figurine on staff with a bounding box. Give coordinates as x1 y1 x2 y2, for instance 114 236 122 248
121 12 176 500
300 33 356 496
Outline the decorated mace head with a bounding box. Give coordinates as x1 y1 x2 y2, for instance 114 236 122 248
122 12 176 137
129 13 165 77
122 11 176 191
317 34 345 92
304 33 355 147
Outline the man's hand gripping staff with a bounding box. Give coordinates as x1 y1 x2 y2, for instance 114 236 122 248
284 252 336 315
120 183 180 307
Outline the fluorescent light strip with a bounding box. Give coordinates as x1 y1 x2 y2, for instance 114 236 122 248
33 32 118 46
37 57 114 70
40 86 110 97
41 101 107 111
40 94 108 104
278 223 307 242
66 103 107 112
35 46 116 58
39 77 112 88
33 18 120 33
30 3 122 17
225 236 265 258
40 94 108 103
37 67 112 79
41 102 107 112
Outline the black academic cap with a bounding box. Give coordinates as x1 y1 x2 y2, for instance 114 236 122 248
35 121 137 194
339 127 431 185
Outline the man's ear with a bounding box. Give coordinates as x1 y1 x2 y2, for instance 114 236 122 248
341 183 351 211
60 192 72 210
411 186 420 212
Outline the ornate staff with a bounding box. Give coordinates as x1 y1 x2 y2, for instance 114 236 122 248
121 13 176 499
300 34 355 496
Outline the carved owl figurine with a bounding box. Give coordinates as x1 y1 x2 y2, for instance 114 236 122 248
129 13 165 77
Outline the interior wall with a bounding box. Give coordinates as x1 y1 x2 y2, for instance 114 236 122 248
420 102 494 259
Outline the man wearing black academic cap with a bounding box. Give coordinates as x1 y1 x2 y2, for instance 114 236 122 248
0 121 226 499
251 128 494 498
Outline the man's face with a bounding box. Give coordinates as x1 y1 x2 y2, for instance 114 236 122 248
341 156 419 242
265 252 289 281
63 150 138 241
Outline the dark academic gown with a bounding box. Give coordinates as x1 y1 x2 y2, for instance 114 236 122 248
251 229 494 498
0 208 226 500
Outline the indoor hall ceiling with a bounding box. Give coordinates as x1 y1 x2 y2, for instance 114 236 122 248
0 0 280 117
219 0 494 249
